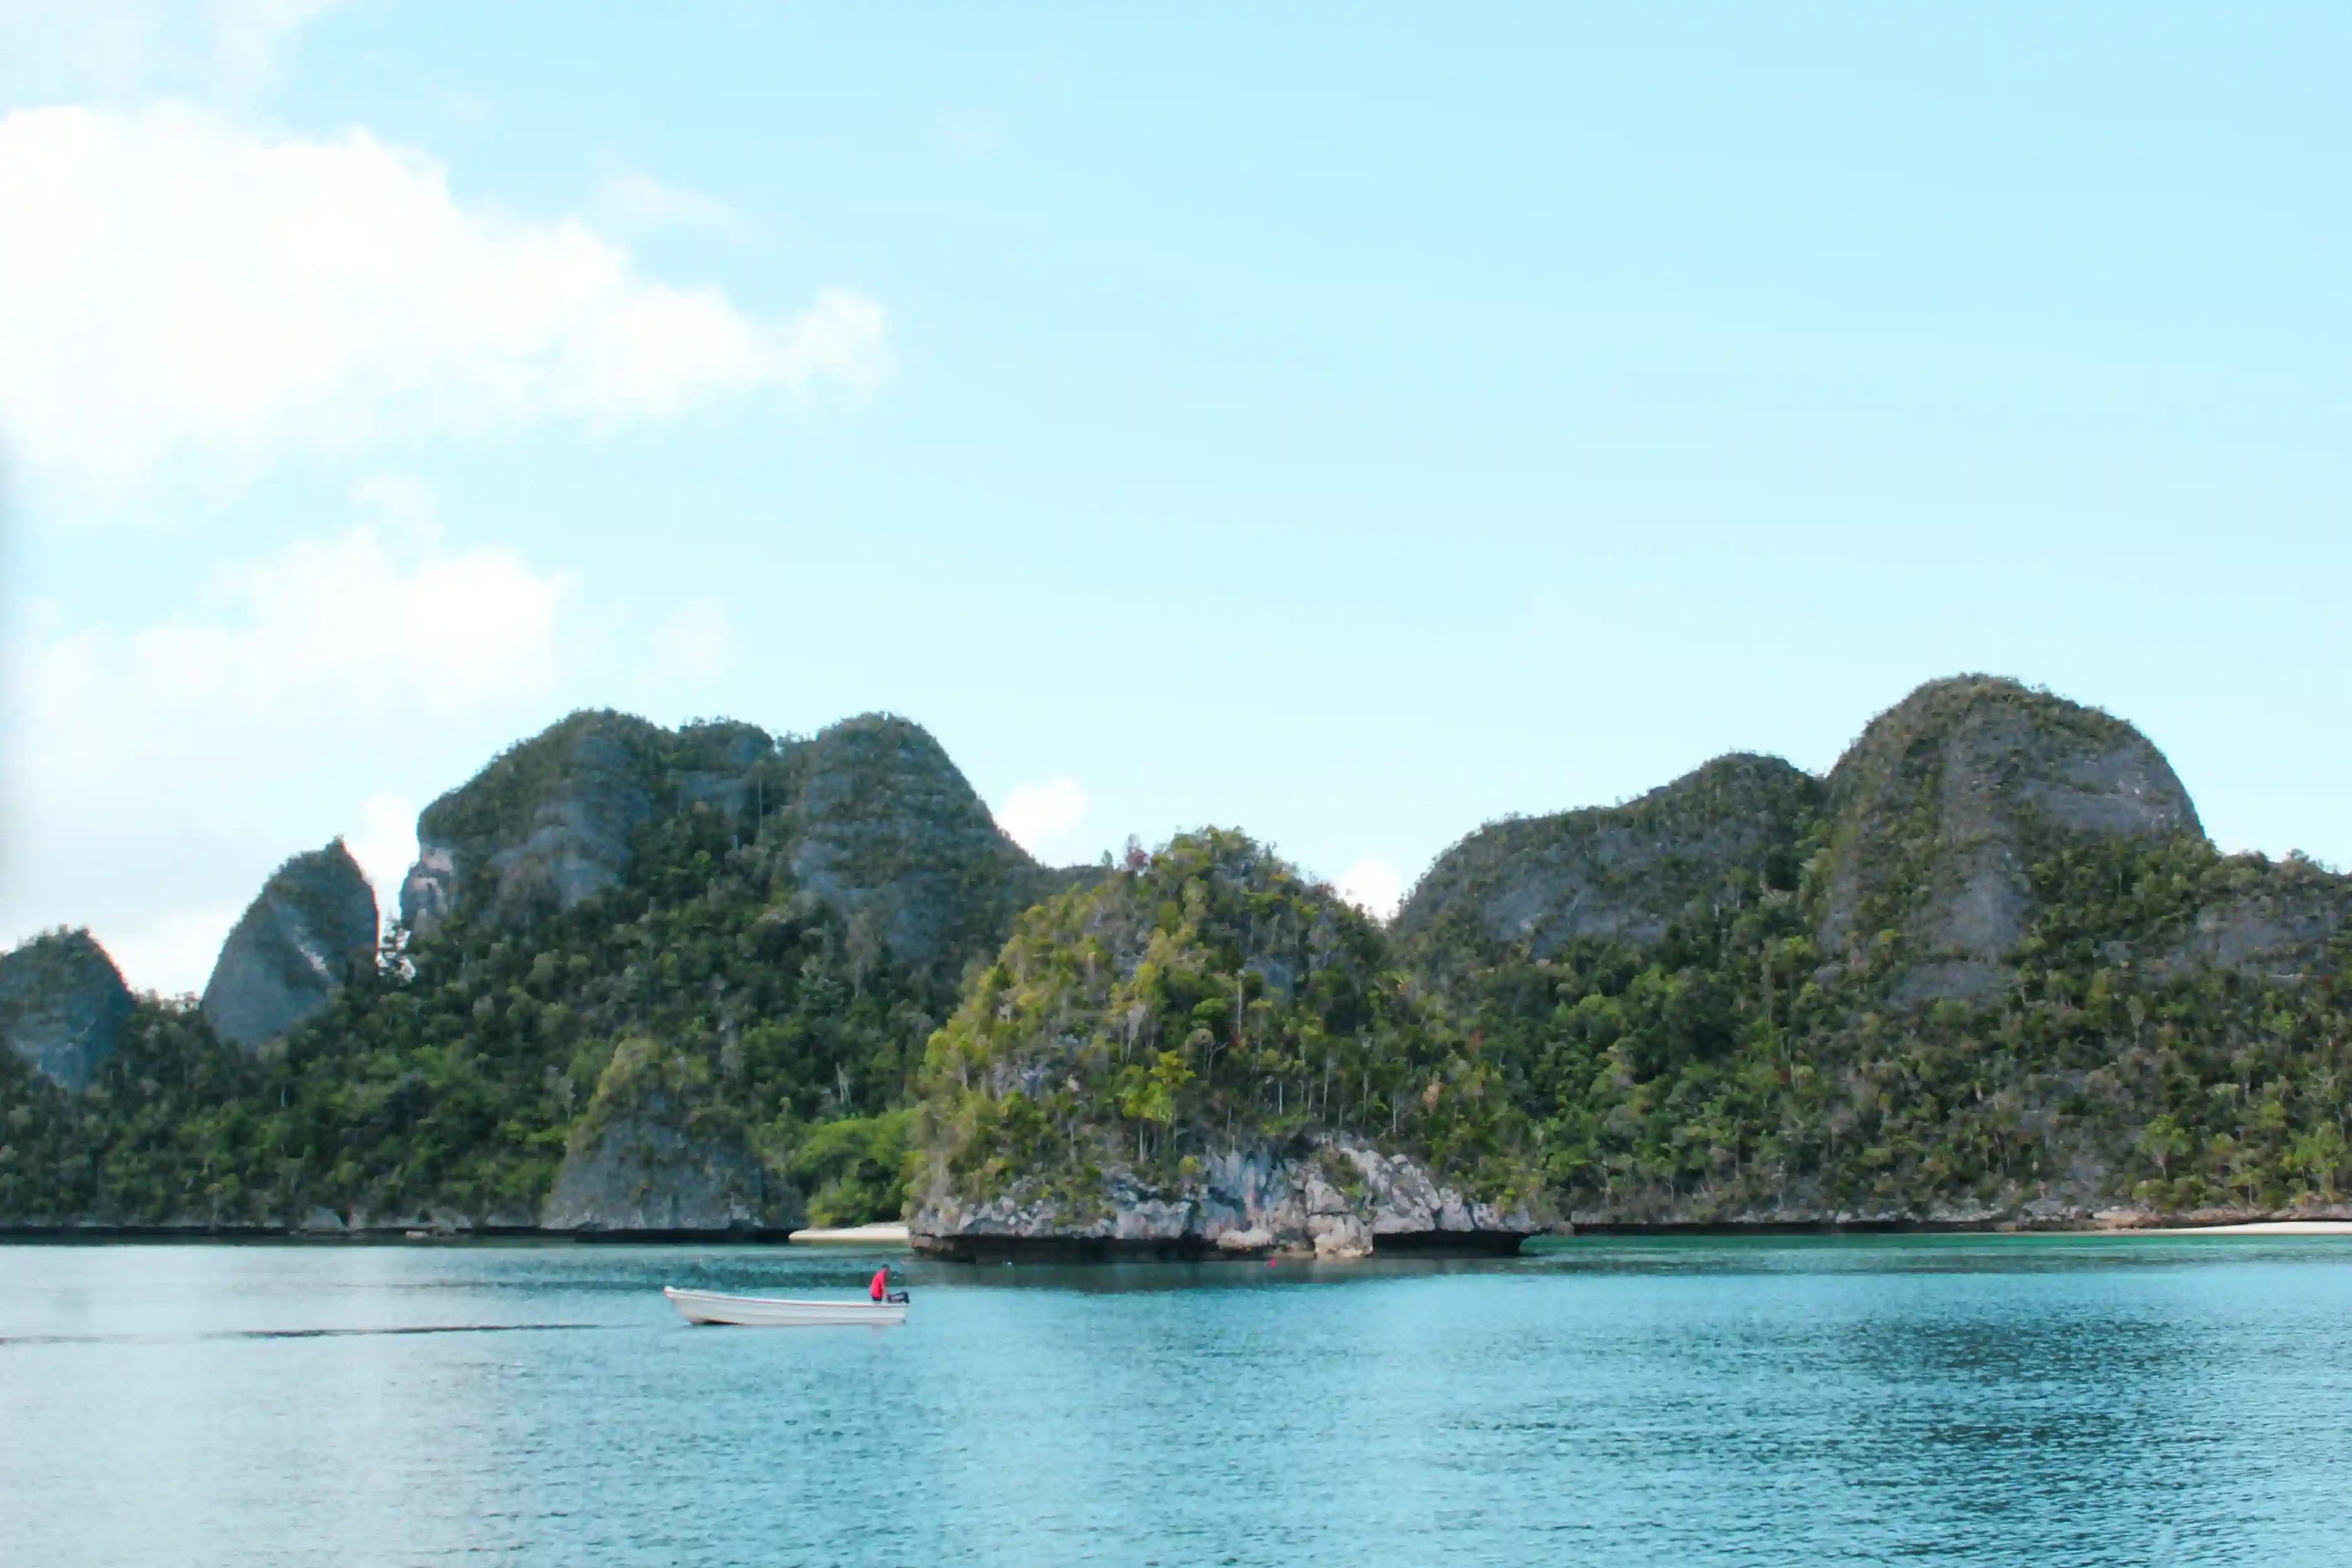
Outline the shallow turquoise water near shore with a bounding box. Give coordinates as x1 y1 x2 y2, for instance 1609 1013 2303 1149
5 1235 2350 1566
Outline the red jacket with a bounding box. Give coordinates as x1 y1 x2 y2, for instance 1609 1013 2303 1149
869 1267 889 1301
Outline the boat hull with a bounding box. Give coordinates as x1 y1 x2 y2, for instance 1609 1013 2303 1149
664 1286 907 1327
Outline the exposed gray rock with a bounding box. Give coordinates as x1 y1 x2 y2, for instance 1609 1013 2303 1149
1816 676 2202 1003
538 1035 802 1235
1397 752 1821 958
395 708 1063 972
541 1112 796 1234
678 720 774 816
202 840 379 1048
2155 852 2352 981
1561 1168 2117 1230
0 930 133 1092
777 713 1059 973
911 1133 1537 1260
340 1204 538 1235
400 711 674 937
396 843 456 935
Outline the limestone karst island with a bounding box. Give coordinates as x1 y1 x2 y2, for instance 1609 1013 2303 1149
4 675 2348 1254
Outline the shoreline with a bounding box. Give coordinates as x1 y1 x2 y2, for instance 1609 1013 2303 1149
6 1217 2348 1245
2131 1219 2352 1237
785 1223 911 1245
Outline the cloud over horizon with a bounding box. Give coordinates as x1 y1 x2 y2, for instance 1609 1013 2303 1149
0 102 888 512
596 165 752 238
0 488 577 992
0 0 347 101
1337 856 1404 923
996 778 1091 860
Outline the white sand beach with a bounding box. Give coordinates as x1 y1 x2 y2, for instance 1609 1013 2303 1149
785 1223 912 1245
2141 1220 2352 1237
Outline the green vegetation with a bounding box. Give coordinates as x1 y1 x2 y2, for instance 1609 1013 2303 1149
1405 812 2352 1221
788 1109 914 1227
5 684 2348 1235
0 799 960 1227
0 928 134 1092
914 829 1539 1217
0 1000 267 1221
1397 752 1820 964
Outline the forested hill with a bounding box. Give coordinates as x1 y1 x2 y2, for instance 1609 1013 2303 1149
1397 676 2352 1225
4 675 2350 1237
0 710 1087 1232
908 829 1542 1257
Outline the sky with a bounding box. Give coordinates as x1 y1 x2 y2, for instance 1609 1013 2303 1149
1 2 2346 996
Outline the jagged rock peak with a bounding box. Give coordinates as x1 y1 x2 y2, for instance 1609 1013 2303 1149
540 1035 800 1235
395 706 1058 975
0 928 133 1092
912 1133 1536 1260
776 712 1049 972
202 840 379 1049
398 710 790 937
910 828 1545 1256
2157 850 2352 981
1396 752 1821 956
1816 674 2203 1002
400 710 682 937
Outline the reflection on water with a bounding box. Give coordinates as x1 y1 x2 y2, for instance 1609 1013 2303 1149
0 1321 604 1346
3 1237 2348 1565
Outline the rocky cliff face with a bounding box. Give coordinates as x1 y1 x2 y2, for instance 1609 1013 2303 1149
1816 676 2203 1002
541 1113 796 1235
774 713 1061 974
911 1133 1538 1259
911 829 1544 1259
0 930 133 1092
400 710 676 937
202 841 379 1049
2154 851 2352 982
1397 752 1821 959
398 709 1056 972
538 1035 800 1235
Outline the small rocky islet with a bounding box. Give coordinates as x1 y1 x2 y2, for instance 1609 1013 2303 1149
3 675 2348 1252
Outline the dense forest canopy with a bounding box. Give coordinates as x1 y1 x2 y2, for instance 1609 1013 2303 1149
0 709 1063 1230
1396 678 2352 1221
912 829 1538 1222
3 678 2348 1233
1404 819 2352 1219
0 797 952 1226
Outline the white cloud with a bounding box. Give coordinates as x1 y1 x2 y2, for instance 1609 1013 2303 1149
652 598 731 682
94 903 245 998
597 166 751 238
0 0 345 100
349 470 441 537
70 792 412 994
110 524 570 719
995 778 1090 858
1336 856 1404 922
0 505 575 990
0 103 889 509
343 790 418 931
199 0 342 91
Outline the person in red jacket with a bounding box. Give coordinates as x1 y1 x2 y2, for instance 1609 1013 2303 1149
868 1265 889 1302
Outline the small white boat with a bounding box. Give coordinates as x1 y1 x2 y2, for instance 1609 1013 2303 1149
663 1285 907 1327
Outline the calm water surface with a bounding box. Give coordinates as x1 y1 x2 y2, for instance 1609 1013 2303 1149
4 1235 2349 1565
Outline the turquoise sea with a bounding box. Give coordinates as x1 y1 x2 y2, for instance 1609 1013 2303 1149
4 1235 2349 1566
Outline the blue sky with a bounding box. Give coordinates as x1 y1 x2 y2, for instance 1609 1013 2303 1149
2 3 2346 992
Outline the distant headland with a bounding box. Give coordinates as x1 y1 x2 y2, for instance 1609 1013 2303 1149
5 676 2348 1255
